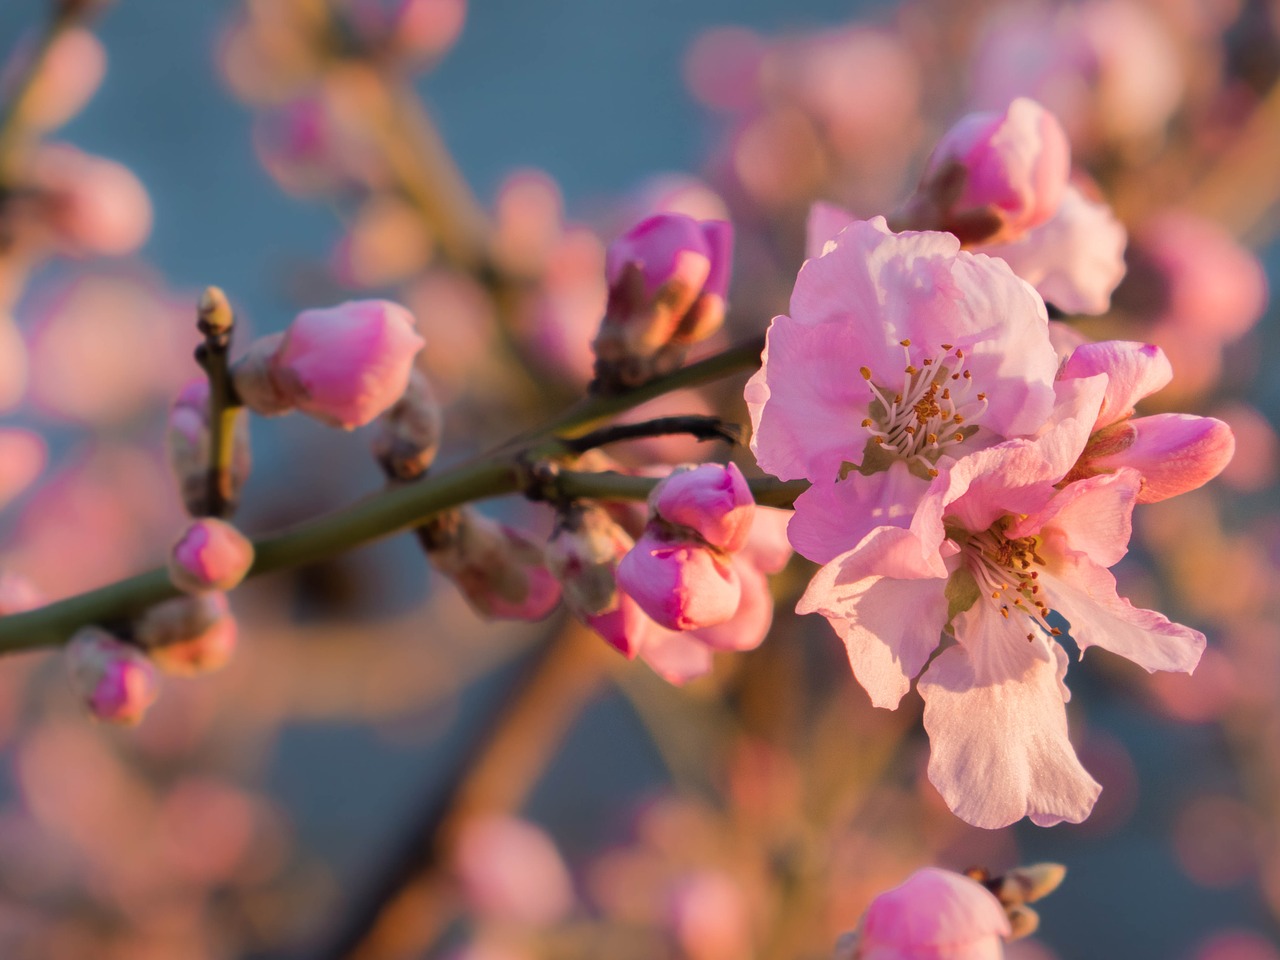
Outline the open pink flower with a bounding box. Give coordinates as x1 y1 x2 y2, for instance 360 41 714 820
837 867 1010 960
798 440 1205 827
1059 340 1235 502
752 216 1058 561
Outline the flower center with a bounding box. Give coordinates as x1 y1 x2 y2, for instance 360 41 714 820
963 526 1059 641
859 340 988 478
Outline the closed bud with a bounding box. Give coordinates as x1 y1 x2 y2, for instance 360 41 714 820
269 299 425 429
166 378 252 516
66 627 159 725
135 593 238 676
616 530 741 631
1005 905 1040 941
545 504 633 616
592 214 733 392
168 517 255 593
371 369 443 480
652 462 754 552
423 508 562 621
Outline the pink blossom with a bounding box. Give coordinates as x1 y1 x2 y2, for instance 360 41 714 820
1059 340 1235 502
798 441 1205 827
65 627 160 726
235 300 425 429
135 593 238 677
452 815 574 927
168 518 255 594
616 531 741 632
330 196 433 289
593 214 733 389
28 144 152 257
1135 211 1268 341
652 462 754 552
842 867 1010 960
0 316 27 413
751 216 1058 561
665 870 753 960
918 98 1070 244
980 184 1127 315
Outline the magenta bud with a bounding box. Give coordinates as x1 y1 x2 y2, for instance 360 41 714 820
371 369 444 480
135 593 238 677
652 462 754 552
66 627 159 726
616 531 741 631
270 299 425 429
850 868 1011 960
168 518 255 593
545 504 633 616
593 213 734 391
424 509 562 621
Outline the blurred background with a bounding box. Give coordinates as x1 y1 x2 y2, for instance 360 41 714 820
0 0 1279 957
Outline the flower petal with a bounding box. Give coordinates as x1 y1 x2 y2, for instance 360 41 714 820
1060 340 1171 428
1040 551 1206 674
786 463 922 564
1093 413 1235 503
920 605 1100 828
1009 469 1140 568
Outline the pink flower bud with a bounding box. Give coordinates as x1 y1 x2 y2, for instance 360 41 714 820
923 98 1070 243
230 333 294 417
388 0 467 62
1093 413 1235 504
166 378 253 517
424 509 562 621
135 593 238 677
452 815 574 928
65 627 160 725
850 867 1011 960
168 518 255 593
593 214 733 390
653 462 754 552
30 144 152 257
616 531 741 631
370 370 443 480
268 300 425 429
545 504 633 616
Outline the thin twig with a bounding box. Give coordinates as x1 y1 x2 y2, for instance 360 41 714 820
559 414 742 455
194 286 242 518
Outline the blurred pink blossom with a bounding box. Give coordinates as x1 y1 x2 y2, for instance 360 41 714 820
838 867 1010 960
4 27 106 131
917 98 1070 244
452 815 574 928
65 628 160 726
168 518 255 594
665 870 753 960
136 593 239 677
26 144 152 258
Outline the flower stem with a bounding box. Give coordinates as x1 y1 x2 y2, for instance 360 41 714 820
194 286 241 518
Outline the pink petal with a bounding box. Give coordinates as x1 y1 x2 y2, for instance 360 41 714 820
1040 551 1205 674
981 184 1127 316
1009 470 1140 568
738 505 793 574
641 630 715 685
804 201 855 259
797 528 950 709
1093 413 1235 503
786 463 922 565
1032 373 1108 479
693 557 774 652
860 868 1010 958
916 440 1057 544
920 605 1100 828
745 315 877 483
1060 340 1171 428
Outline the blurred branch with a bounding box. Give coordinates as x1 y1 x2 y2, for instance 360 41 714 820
550 470 806 509
0 1 100 182
317 622 611 960
194 286 244 518
0 337 775 654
